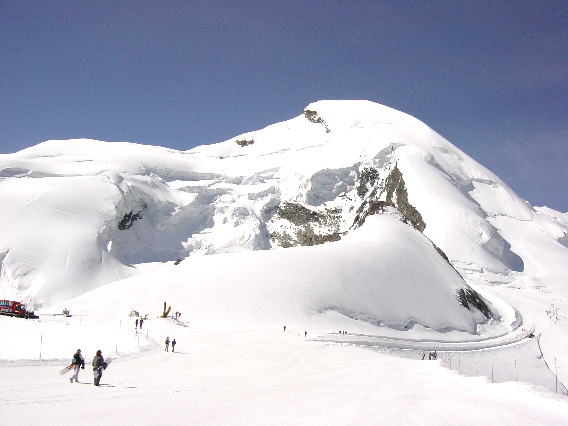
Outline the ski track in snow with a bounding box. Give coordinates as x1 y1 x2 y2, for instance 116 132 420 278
2 320 568 425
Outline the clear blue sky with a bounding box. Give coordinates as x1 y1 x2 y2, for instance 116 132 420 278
1 1 567 210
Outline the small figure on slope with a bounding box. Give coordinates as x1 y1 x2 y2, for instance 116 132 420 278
135 318 139 329
69 349 85 383
92 350 108 386
172 338 176 352
139 318 144 329
165 337 170 352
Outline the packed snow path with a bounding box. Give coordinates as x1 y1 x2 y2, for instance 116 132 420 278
2 325 568 425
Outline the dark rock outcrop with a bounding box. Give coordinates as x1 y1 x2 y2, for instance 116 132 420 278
303 109 331 133
456 288 494 320
354 165 425 232
235 139 254 147
278 202 325 226
118 211 143 230
270 202 343 247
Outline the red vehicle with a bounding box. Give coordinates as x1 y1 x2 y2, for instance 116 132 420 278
0 300 38 319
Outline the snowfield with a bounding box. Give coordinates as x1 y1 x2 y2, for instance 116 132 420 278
1 100 568 424
2 315 568 425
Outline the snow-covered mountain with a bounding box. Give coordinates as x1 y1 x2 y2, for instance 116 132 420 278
1 100 567 329
3 100 568 423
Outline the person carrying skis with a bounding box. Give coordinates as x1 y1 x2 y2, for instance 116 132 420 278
92 350 108 386
171 338 176 352
165 337 170 352
69 349 85 383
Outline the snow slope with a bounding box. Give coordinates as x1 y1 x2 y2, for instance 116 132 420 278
2 324 568 426
2 100 568 424
0 100 546 305
46 215 498 335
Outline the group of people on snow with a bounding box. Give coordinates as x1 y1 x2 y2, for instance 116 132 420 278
165 337 177 352
421 351 438 360
135 318 144 329
68 348 108 386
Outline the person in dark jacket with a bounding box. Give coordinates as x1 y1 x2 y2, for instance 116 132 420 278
69 349 85 383
92 350 107 386
171 338 176 352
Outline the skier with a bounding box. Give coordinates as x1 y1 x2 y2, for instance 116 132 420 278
135 318 139 329
139 318 144 329
69 349 85 383
172 338 176 352
165 337 170 352
304 330 307 338
283 325 286 332
92 350 108 386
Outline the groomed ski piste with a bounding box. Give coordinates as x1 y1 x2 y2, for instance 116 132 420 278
1 100 568 424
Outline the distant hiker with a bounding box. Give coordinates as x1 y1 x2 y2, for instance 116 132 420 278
165 337 170 352
172 338 176 352
283 325 286 332
69 349 85 383
135 318 139 329
304 330 307 338
139 319 144 329
422 353 426 360
92 350 107 386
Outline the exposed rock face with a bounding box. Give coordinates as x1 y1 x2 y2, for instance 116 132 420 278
118 211 143 230
269 202 342 247
269 163 429 251
303 109 331 133
456 288 494 320
277 202 325 226
354 165 426 232
235 139 254 147
357 167 380 197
